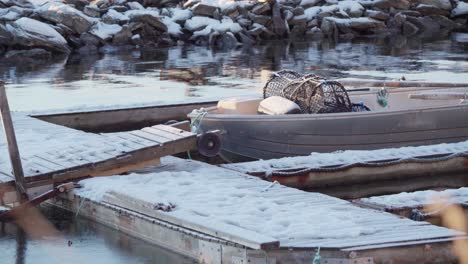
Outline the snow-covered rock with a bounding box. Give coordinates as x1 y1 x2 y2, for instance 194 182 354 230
451 1 468 17
90 21 122 40
161 16 182 36
418 0 452 11
184 16 242 34
6 17 69 53
129 13 168 32
37 1 96 34
102 9 130 24
337 0 365 17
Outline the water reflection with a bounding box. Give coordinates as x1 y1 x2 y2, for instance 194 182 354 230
0 207 195 264
0 38 467 111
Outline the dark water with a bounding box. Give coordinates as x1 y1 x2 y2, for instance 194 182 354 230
1 38 467 112
0 206 196 264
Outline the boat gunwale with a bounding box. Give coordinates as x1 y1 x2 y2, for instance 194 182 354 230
190 103 468 121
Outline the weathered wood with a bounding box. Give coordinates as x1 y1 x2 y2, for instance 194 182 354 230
102 191 280 250
0 182 73 221
0 82 28 202
32 101 218 133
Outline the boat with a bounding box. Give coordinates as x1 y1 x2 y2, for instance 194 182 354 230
189 83 468 163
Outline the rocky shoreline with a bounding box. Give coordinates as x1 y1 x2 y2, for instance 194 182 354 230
1 0 467 58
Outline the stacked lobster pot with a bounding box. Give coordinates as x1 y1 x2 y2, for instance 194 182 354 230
259 70 367 115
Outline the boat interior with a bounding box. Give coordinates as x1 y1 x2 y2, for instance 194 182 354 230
207 86 468 116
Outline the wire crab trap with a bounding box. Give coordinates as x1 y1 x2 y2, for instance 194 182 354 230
263 70 352 114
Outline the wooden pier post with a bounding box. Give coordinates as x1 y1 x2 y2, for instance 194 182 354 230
0 81 28 202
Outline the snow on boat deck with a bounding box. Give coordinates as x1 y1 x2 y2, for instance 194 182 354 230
222 140 468 174
75 157 463 249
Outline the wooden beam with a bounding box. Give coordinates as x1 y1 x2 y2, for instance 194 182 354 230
0 81 28 202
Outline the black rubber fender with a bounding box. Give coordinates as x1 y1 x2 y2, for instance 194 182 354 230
197 132 221 157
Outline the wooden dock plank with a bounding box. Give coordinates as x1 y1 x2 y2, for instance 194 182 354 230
129 130 169 144
142 127 182 141
0 113 198 204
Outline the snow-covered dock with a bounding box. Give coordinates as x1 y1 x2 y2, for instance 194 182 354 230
223 142 468 199
0 113 197 204
48 157 466 263
354 188 468 230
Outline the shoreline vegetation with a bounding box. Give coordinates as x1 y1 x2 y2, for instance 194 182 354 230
0 0 467 59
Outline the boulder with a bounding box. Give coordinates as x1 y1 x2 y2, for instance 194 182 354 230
323 17 386 34
292 7 305 16
430 15 462 29
271 1 289 37
90 21 122 41
192 3 217 17
63 0 87 10
113 25 132 45
248 13 270 25
237 18 252 27
418 0 452 10
251 2 270 15
215 32 238 49
299 0 321 9
0 9 21 21
360 0 410 10
415 4 449 16
83 4 101 18
365 10 389 21
37 2 95 34
110 5 128 12
0 23 12 45
102 9 129 24
402 21 419 36
236 32 255 46
6 17 70 53
338 1 364 18
127 1 144 10
289 14 307 26
406 15 441 33
80 32 101 46
4 48 52 60
400 10 422 17
130 14 168 32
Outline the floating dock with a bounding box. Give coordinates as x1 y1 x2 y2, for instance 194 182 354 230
50 157 466 263
1 113 467 263
223 144 468 199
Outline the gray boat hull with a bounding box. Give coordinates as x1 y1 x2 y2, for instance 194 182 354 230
193 105 468 162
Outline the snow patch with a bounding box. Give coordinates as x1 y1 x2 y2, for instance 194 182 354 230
169 7 192 22
161 16 182 36
452 1 468 17
361 188 468 209
223 140 468 173
90 22 122 40
185 16 242 34
11 17 67 44
105 9 130 23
